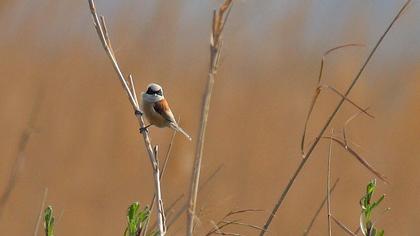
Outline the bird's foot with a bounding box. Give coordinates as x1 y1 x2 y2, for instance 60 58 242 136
139 124 151 134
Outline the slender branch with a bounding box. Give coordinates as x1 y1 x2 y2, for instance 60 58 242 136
207 209 265 236
327 129 334 236
88 0 167 234
33 188 48 236
260 1 411 235
302 179 339 236
343 107 371 148
325 136 387 182
301 43 364 156
142 122 179 236
331 215 357 236
186 1 233 235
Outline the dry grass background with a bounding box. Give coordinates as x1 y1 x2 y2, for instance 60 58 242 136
0 0 419 235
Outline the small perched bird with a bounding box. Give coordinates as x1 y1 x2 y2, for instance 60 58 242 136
141 83 192 141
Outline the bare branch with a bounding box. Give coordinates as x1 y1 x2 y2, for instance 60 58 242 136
324 136 388 183
142 121 179 236
207 208 265 236
33 188 48 236
331 215 357 236
301 44 364 156
303 179 339 236
88 0 167 234
327 129 334 236
343 107 371 148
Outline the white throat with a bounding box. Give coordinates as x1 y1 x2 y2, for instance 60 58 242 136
142 92 164 103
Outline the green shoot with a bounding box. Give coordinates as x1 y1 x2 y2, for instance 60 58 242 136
124 202 150 236
44 206 55 236
359 179 386 236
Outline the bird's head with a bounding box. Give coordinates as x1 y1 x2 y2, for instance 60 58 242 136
146 83 163 97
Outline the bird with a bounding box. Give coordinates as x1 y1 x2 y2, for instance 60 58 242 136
141 83 192 141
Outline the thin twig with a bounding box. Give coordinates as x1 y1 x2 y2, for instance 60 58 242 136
33 188 48 236
301 44 364 156
302 179 339 236
327 129 334 236
186 1 233 235
324 136 388 183
207 209 265 236
220 221 266 232
142 118 179 236
224 209 264 219
343 107 371 148
331 215 357 236
88 0 166 234
260 2 411 234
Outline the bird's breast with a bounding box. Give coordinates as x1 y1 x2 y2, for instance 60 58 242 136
142 101 168 127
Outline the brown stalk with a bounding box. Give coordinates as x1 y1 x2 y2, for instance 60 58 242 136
186 1 233 235
142 118 179 236
301 43 365 156
88 0 167 234
33 188 48 236
324 136 388 183
331 215 357 236
207 209 265 236
260 1 411 235
302 178 339 236
327 129 334 236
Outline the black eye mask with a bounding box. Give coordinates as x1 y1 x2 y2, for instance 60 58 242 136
146 87 163 96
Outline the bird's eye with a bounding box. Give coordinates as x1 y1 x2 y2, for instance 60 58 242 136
157 90 163 96
146 87 154 94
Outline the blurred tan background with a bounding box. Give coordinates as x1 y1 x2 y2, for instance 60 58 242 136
0 0 419 235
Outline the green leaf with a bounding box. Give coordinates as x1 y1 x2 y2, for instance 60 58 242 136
44 206 55 236
124 202 151 236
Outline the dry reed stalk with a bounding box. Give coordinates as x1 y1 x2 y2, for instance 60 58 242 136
186 1 233 235
302 178 339 236
142 122 178 236
88 0 166 234
206 209 265 236
331 215 356 236
259 1 411 235
33 188 48 236
327 129 333 236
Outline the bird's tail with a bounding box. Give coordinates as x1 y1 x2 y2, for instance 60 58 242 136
169 123 192 141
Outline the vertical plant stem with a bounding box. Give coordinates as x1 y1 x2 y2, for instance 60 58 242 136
33 188 48 236
186 1 233 235
152 146 166 235
302 179 339 236
142 126 178 236
327 129 333 236
186 73 215 235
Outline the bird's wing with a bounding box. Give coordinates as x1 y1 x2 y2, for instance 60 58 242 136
153 99 192 141
153 99 177 124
